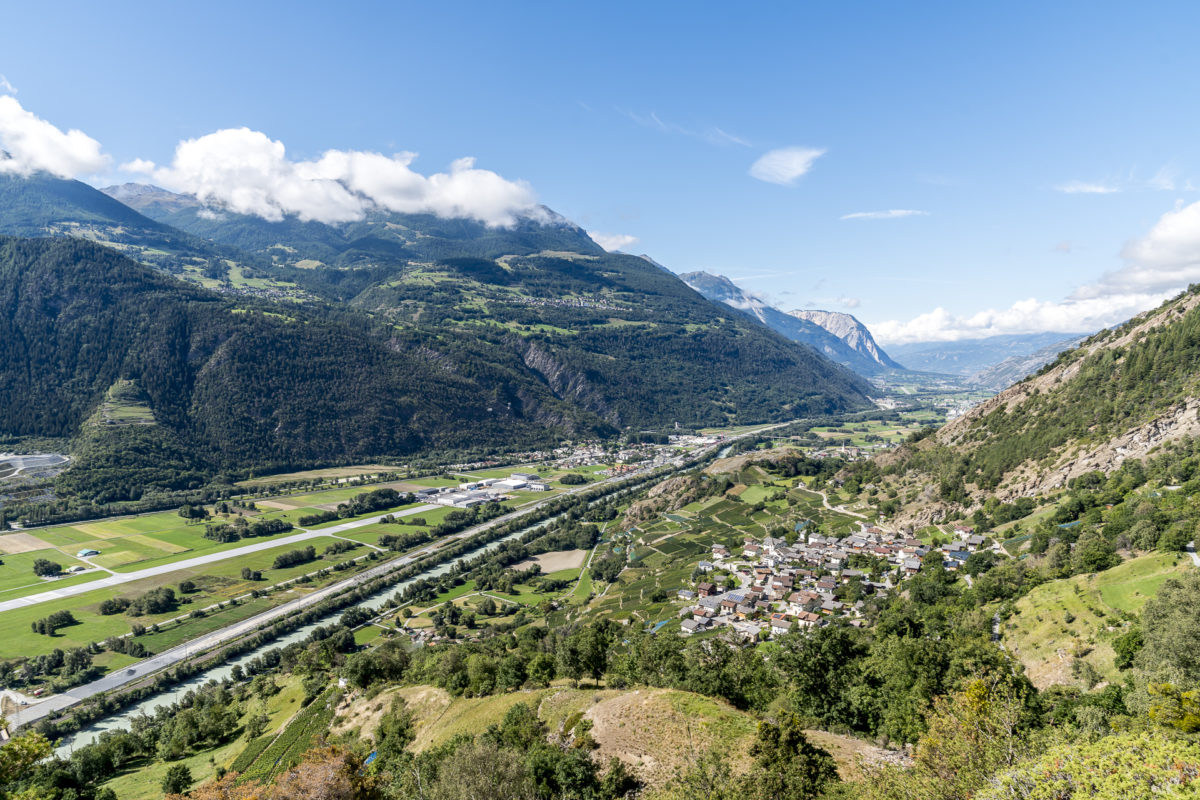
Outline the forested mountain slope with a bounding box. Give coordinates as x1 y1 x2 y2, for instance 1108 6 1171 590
893 286 1200 504
98 183 874 426
0 175 873 454
0 174 229 274
0 237 610 497
0 232 871 501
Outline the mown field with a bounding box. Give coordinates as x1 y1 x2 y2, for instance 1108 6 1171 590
0 535 373 660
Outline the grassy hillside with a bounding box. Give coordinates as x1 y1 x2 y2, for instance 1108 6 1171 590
1001 551 1192 689
333 684 759 786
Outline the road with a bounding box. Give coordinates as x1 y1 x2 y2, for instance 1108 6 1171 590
809 486 869 520
1188 540 1200 567
5 465 667 729
7 426 783 729
0 505 440 614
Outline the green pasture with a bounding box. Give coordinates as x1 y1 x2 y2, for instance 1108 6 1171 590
0 537 374 660
0 550 103 597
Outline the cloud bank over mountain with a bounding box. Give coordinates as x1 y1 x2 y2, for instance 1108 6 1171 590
127 127 540 227
0 95 109 178
872 201 1200 343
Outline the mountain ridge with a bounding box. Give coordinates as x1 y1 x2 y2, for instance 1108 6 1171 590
885 332 1087 377
0 177 875 502
964 333 1089 391
679 270 900 377
787 308 904 371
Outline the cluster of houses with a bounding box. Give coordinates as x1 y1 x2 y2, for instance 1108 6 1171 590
415 472 550 508
514 295 620 310
675 523 995 640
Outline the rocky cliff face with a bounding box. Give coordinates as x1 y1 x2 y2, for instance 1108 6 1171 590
788 309 903 370
679 271 899 377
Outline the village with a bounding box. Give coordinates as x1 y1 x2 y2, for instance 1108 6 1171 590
676 522 1001 640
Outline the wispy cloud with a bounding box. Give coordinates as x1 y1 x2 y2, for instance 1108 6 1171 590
0 75 16 95
618 109 751 147
839 209 929 221
1055 180 1120 194
1054 167 1197 195
748 147 825 186
1148 166 1177 191
588 231 639 252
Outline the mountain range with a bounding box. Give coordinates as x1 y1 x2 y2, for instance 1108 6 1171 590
964 333 1090 391
885 332 1086 379
0 174 874 501
679 271 901 376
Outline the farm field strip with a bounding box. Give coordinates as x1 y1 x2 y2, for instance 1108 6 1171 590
0 504 439 614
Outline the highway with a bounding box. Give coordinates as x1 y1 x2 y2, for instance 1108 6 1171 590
6 467 657 729
7 426 779 730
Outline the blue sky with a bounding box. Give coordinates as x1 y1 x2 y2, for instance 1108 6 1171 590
3 1 1200 342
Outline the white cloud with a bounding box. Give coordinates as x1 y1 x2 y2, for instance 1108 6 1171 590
749 147 825 186
839 209 929 221
0 75 16 95
120 158 157 173
588 231 639 252
1055 180 1120 194
871 293 1170 344
838 296 861 309
0 95 109 178
1113 199 1200 284
873 197 1200 344
144 127 539 226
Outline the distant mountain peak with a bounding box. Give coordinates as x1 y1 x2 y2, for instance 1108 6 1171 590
787 309 903 370
680 270 902 378
101 183 202 213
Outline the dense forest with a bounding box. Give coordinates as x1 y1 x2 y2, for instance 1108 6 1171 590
0 236 597 498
